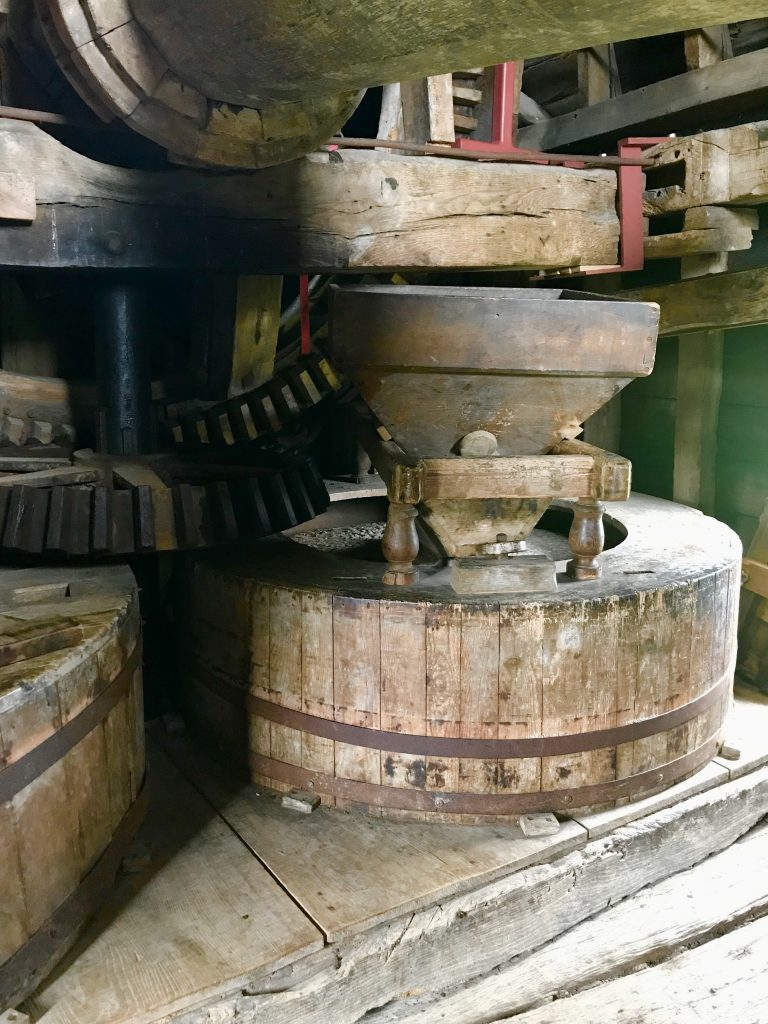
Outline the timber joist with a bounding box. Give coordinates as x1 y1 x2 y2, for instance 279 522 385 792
161 353 344 451
0 452 329 556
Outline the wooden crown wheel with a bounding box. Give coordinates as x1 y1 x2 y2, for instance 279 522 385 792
0 450 329 556
31 0 360 167
160 352 344 450
0 563 144 1007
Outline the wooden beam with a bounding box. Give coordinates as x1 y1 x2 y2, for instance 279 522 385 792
0 119 619 272
517 50 768 152
623 266 768 336
643 121 768 216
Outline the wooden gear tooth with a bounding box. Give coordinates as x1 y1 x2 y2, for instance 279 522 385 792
161 354 344 452
0 453 328 556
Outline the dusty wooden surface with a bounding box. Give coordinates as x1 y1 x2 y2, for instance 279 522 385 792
178 494 740 819
0 120 619 272
329 284 658 458
20 695 768 1024
624 265 768 335
0 564 142 1008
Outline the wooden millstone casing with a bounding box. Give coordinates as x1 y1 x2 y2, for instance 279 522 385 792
177 494 740 823
0 564 143 1008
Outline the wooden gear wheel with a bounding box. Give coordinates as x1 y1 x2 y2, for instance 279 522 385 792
0 451 329 556
31 0 360 167
0 368 97 453
160 352 344 450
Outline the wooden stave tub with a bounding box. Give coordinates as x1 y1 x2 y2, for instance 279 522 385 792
177 493 740 823
0 564 144 1009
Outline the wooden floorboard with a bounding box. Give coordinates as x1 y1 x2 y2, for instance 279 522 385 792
371 819 768 1022
155 728 588 941
505 912 768 1023
22 695 768 1024
23 743 323 1024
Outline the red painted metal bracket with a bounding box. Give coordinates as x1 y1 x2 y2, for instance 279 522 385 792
453 62 526 156
534 135 669 279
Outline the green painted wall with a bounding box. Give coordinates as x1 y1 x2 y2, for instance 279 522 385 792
620 325 768 551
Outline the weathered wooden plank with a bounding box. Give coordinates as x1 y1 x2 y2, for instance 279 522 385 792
103 759 768 1024
623 266 768 335
377 818 768 1023
518 50 768 151
507 913 768 1023
23 743 324 1024
0 120 619 272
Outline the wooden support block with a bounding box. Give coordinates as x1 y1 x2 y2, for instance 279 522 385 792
0 172 35 223
450 555 557 596
684 25 732 69
401 74 456 145
742 558 768 600
644 206 757 261
577 46 613 105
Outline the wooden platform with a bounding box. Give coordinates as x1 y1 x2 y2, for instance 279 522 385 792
20 687 768 1024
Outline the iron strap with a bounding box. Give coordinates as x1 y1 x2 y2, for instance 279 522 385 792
0 778 148 1007
190 662 732 759
251 737 723 814
0 640 142 804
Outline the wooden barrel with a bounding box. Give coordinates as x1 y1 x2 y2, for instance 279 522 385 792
178 494 740 823
0 564 143 1008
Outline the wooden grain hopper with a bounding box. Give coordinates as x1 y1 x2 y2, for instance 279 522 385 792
330 285 660 589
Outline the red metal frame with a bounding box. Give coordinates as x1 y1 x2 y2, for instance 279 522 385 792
535 136 668 279
299 274 311 355
453 62 526 155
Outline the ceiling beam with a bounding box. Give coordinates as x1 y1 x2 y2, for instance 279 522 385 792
623 266 768 336
517 49 768 152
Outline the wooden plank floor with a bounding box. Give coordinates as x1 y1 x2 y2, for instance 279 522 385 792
22 689 768 1024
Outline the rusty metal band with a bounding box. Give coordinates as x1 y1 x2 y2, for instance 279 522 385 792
189 661 731 759
0 777 148 1007
0 640 142 804
251 736 723 814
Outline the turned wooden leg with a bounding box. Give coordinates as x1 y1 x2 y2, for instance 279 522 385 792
567 498 605 581
382 502 419 585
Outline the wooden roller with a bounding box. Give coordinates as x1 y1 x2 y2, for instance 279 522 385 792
176 493 740 823
0 563 144 1008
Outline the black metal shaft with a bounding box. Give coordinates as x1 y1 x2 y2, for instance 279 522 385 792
95 282 152 455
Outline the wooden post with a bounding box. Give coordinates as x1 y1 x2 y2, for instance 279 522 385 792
207 276 283 399
671 28 729 515
577 46 615 105
684 25 732 69
671 245 728 514
401 75 456 144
